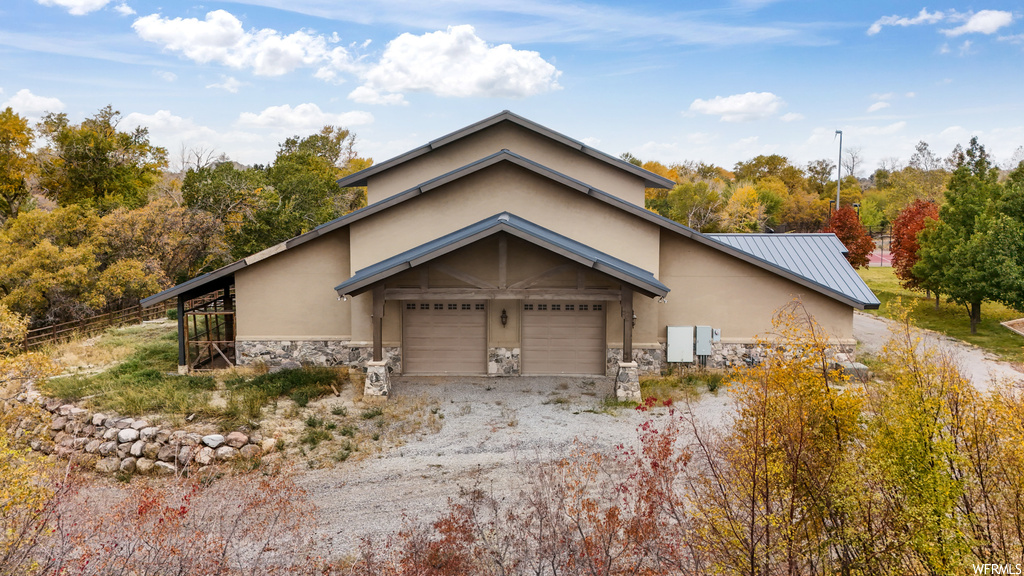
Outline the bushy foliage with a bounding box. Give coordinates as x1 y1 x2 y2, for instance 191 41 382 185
820 206 875 268
891 199 940 290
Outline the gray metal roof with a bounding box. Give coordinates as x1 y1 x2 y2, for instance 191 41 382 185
707 234 880 309
335 212 670 298
336 110 677 190
142 146 878 310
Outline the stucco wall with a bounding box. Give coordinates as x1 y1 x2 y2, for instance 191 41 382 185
351 162 662 276
657 232 855 343
235 230 352 340
366 121 648 207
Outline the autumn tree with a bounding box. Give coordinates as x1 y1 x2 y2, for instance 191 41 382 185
661 179 724 232
35 105 167 213
891 199 940 291
0 107 35 222
720 185 766 232
806 158 835 197
821 206 874 268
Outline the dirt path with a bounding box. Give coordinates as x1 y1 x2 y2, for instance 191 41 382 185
853 311 1024 392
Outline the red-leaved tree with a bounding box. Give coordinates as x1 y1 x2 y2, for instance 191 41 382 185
821 206 875 269
891 199 940 290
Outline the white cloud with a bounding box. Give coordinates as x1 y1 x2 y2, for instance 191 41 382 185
206 76 245 93
1 88 65 117
780 112 804 122
1000 33 1024 45
236 103 373 131
356 25 561 100
688 91 783 122
132 10 354 77
114 2 134 15
867 8 944 35
867 101 890 113
959 40 974 55
347 85 408 106
154 70 176 82
580 137 601 147
942 10 1013 36
35 0 111 16
906 92 916 98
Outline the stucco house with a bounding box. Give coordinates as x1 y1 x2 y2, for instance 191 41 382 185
142 111 879 398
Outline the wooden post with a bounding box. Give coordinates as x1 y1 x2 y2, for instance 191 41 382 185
176 296 186 369
620 287 633 363
498 235 507 289
372 285 385 362
223 288 234 344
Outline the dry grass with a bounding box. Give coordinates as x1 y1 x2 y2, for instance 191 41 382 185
272 388 444 469
50 320 178 376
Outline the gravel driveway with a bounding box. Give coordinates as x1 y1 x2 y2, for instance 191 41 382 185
298 375 731 556
300 313 1024 557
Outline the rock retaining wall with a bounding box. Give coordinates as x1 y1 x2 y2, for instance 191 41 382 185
4 389 270 476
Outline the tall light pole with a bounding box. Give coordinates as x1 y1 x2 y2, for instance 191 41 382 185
835 130 843 210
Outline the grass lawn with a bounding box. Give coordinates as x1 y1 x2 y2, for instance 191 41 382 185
40 322 345 428
858 267 1024 363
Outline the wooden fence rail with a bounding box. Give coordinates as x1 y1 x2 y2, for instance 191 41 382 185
22 303 174 350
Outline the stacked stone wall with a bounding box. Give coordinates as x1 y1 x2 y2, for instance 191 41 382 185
4 390 270 476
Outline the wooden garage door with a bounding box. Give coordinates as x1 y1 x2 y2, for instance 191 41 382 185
522 302 606 375
403 302 486 375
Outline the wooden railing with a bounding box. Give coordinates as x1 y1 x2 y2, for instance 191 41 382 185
22 303 174 350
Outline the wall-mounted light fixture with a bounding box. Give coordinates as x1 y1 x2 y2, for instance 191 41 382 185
500 308 508 327
632 312 637 328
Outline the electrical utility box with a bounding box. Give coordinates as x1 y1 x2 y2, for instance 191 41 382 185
695 326 713 357
666 326 694 363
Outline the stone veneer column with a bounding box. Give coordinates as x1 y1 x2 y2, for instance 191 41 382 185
615 361 641 402
364 360 391 396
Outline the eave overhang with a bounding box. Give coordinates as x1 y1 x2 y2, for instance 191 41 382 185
334 212 670 300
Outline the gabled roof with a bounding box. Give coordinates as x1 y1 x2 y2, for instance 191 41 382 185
143 149 878 310
708 234 880 309
336 212 670 299
336 110 676 190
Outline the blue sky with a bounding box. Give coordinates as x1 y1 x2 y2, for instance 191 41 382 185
2 0 1022 176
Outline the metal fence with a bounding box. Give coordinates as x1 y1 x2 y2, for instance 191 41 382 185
22 303 174 350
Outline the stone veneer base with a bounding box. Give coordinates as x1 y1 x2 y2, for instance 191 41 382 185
236 340 401 373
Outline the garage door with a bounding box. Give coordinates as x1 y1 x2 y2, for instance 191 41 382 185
403 302 486 375
522 302 606 375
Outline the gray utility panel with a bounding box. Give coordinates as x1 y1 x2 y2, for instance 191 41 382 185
695 325 713 356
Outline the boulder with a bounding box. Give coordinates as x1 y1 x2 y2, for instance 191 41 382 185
92 413 107 427
119 457 137 474
194 447 215 466
114 418 134 430
130 419 150 431
177 446 192 465
154 462 176 475
135 458 155 474
225 431 249 449
156 445 177 463
102 428 118 441
50 417 67 431
98 441 117 457
239 444 262 460
201 434 225 448
117 428 140 443
84 439 102 454
214 446 239 461
155 429 171 443
129 440 145 458
140 427 159 441
142 442 160 460
95 457 120 474
184 433 203 446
